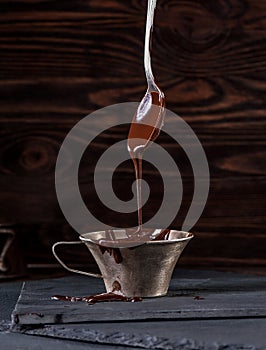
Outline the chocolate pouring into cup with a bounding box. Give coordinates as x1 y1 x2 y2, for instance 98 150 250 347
52 229 193 298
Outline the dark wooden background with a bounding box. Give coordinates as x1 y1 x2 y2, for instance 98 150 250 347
0 0 265 277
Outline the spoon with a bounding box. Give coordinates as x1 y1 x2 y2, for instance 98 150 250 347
128 0 165 156
127 0 165 238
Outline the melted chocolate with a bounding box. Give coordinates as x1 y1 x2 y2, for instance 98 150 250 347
52 279 142 305
194 295 205 300
153 228 171 241
128 92 165 234
127 0 165 236
52 293 142 304
112 280 122 292
98 245 123 264
128 93 165 147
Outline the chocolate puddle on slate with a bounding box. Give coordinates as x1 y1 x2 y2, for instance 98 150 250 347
52 294 142 304
52 280 142 305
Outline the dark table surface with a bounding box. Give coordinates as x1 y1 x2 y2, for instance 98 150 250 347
1 269 266 350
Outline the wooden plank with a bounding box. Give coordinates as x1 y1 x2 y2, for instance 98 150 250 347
0 1 265 79
0 0 265 273
0 76 266 123
0 1 266 120
0 122 265 223
11 270 266 326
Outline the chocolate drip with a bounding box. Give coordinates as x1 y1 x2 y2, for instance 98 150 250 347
98 245 123 264
128 93 165 235
153 228 171 241
127 0 165 236
112 280 122 292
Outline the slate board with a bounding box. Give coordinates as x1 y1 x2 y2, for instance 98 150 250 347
11 269 266 326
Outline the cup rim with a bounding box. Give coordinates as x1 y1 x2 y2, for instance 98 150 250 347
79 229 193 246
146 230 193 244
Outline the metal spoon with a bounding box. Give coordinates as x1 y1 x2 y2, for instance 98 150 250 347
127 0 165 237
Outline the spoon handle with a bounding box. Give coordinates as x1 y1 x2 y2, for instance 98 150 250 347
144 0 157 86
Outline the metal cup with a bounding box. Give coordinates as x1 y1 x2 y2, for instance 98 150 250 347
52 229 193 297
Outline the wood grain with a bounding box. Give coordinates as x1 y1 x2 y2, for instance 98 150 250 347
0 0 265 274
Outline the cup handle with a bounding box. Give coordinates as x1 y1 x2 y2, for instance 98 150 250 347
52 241 103 279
